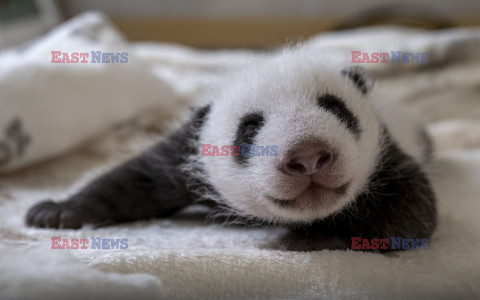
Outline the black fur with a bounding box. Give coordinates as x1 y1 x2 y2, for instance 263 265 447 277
233 112 265 165
279 130 437 251
317 94 361 138
25 107 436 253
341 66 374 95
25 106 211 229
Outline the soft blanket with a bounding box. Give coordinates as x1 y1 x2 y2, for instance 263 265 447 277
1 12 480 300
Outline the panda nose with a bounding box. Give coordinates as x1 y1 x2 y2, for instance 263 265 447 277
283 148 333 177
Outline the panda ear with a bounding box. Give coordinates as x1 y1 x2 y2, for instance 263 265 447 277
341 66 374 95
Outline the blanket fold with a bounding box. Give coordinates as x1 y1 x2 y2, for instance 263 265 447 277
1 12 479 300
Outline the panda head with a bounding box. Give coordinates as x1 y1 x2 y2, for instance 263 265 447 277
199 49 382 224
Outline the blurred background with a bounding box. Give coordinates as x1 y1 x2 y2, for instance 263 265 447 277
1 2 480 298
1 0 480 49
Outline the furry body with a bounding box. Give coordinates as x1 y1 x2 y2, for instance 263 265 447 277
26 48 437 251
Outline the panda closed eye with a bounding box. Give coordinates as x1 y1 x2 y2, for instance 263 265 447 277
317 93 361 139
233 112 265 165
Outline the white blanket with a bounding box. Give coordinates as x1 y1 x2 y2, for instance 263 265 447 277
1 12 480 299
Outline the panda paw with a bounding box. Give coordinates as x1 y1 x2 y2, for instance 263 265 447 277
25 200 89 229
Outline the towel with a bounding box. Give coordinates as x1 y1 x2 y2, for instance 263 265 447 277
1 12 480 300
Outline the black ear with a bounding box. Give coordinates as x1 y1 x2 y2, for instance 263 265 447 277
341 66 374 95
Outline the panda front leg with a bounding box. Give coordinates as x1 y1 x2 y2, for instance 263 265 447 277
26 106 211 229
26 148 191 229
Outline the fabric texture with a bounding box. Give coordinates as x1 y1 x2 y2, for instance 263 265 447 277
1 12 480 300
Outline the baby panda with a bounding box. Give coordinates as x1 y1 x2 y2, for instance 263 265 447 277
26 47 437 251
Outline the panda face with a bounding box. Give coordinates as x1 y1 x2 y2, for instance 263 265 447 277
199 50 383 224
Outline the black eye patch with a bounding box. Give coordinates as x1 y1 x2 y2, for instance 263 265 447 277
234 112 265 165
317 94 361 138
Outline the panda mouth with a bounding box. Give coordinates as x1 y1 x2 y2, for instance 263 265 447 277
266 181 350 208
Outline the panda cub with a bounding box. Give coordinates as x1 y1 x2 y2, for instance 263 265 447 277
26 48 437 251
